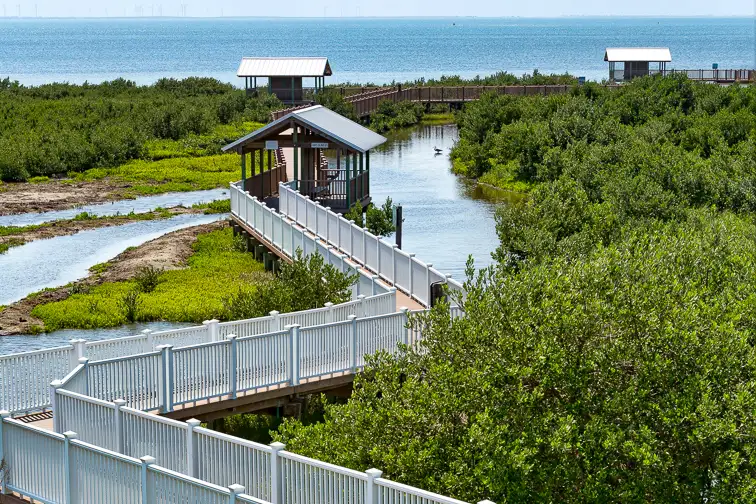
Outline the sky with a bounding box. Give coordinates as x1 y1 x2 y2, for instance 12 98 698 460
3 0 755 18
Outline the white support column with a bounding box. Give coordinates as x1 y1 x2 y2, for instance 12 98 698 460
140 456 156 503
69 339 86 370
426 263 433 306
325 207 331 244
50 379 63 433
408 253 416 297
203 319 220 343
362 229 367 263
63 431 78 504
157 345 173 414
288 325 300 386
228 336 238 400
400 307 410 346
325 302 334 323
270 442 285 504
365 468 383 504
371 275 379 296
357 294 366 318
349 315 358 372
228 484 245 504
270 310 281 332
0 411 8 496
391 244 398 284
142 329 154 352
186 419 201 478
114 399 126 454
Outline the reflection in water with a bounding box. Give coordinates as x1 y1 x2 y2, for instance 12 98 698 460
0 188 229 227
0 321 195 355
371 123 517 278
0 213 225 306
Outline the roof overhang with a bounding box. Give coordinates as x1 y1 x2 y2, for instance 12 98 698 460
604 47 672 63
222 105 386 154
237 57 333 77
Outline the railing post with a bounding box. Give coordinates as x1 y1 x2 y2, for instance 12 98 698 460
114 399 126 454
142 329 154 352
228 484 245 504
325 207 331 243
186 419 201 478
63 431 78 504
78 357 90 395
363 227 367 262
376 237 381 274
203 319 220 342
349 315 358 372
365 468 383 504
400 307 410 346
140 456 156 503
50 379 63 433
357 294 366 318
371 275 379 296
408 253 416 297
157 345 173 413
391 244 399 283
426 263 433 306
69 339 86 370
288 325 300 386
228 336 238 400
325 302 334 323
270 442 285 504
270 310 281 332
0 411 8 495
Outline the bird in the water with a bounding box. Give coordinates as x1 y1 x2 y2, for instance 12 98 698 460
433 146 443 154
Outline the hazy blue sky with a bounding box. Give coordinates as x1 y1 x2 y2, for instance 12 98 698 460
5 0 755 18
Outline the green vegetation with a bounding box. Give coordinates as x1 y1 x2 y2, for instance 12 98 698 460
273 76 756 502
223 249 357 319
0 77 278 182
193 199 231 214
0 237 24 254
32 228 357 331
370 101 426 133
32 227 269 330
345 197 396 237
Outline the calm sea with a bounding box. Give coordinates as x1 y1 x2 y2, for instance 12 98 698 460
0 17 753 86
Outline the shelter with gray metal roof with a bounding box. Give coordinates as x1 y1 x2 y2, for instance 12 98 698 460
223 105 386 212
604 47 672 82
237 57 333 104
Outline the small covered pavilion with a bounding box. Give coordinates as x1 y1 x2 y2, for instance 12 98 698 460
605 48 672 82
237 57 333 104
222 105 387 213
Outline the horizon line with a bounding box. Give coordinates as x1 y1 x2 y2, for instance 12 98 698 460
0 14 753 20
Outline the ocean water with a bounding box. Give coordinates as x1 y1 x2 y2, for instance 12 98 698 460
0 17 753 86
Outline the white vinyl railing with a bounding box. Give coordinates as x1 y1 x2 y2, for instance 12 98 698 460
72 310 409 414
277 182 465 306
0 413 270 504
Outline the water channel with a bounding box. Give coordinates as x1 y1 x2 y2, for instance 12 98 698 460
0 122 518 353
0 188 229 227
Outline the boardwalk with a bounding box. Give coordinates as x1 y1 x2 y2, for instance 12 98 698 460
0 179 473 504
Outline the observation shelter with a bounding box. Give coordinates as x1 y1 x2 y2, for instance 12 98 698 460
605 47 672 82
223 105 386 213
238 57 333 104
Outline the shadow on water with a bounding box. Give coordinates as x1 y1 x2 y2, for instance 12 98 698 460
371 122 520 278
0 188 229 227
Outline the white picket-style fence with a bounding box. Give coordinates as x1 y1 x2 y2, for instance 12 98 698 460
277 182 465 306
0 178 479 504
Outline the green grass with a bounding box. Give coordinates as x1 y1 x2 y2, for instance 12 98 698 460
32 228 270 331
145 121 264 160
193 199 231 214
0 237 25 254
28 176 50 183
421 112 455 125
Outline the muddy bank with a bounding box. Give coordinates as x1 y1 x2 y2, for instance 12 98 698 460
0 179 132 215
0 221 226 336
0 206 203 250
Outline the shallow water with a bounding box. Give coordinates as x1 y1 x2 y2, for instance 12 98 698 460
0 213 226 306
0 188 229 227
370 123 521 279
0 321 195 355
